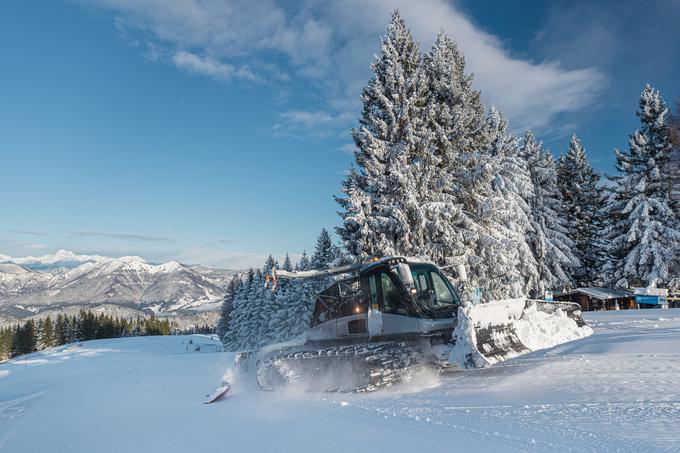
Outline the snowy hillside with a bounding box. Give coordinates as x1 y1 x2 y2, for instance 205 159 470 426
0 250 240 325
1 309 679 452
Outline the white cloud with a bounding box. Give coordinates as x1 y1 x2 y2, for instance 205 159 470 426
72 231 174 243
339 143 356 154
273 110 354 138
0 238 48 251
77 0 605 134
4 229 49 237
171 50 258 82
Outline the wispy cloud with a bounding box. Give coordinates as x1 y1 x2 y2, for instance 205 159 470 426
72 231 175 243
339 143 356 154
4 229 50 237
78 0 606 137
0 238 47 250
171 50 258 82
273 110 354 138
216 239 237 245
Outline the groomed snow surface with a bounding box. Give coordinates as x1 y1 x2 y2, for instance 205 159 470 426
2 310 680 452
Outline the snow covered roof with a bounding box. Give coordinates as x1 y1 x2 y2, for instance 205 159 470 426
561 287 633 300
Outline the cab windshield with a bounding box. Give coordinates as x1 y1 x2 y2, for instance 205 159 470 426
408 264 460 312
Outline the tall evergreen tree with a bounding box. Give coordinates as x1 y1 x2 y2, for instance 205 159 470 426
417 31 488 270
520 132 579 294
66 315 81 343
297 251 311 271
282 253 293 272
484 108 539 298
336 10 425 259
311 228 335 270
0 326 13 361
251 257 278 347
55 314 66 345
35 319 45 350
224 269 254 350
216 276 239 344
607 85 680 288
557 134 606 286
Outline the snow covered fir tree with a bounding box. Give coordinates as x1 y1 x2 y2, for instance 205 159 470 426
606 85 680 288
556 134 606 286
521 132 579 295
335 11 425 260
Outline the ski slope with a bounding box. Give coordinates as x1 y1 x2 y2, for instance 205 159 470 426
1 310 679 452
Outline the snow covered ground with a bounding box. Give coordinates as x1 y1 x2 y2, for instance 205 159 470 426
1 309 679 452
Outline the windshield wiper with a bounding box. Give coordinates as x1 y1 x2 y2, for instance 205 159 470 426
412 295 439 319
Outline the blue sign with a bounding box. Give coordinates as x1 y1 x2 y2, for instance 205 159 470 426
635 294 664 305
472 288 482 304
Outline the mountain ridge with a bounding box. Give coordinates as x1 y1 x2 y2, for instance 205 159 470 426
0 250 240 326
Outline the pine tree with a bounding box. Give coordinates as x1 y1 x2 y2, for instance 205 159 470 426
0 326 13 361
216 276 239 344
416 31 488 270
282 253 293 272
557 134 606 286
54 314 66 345
250 257 277 348
42 316 54 349
223 268 254 351
311 229 335 270
27 320 37 353
10 325 21 358
35 319 45 350
520 132 579 294
336 10 425 259
481 108 539 298
297 251 310 271
66 315 81 343
607 85 680 288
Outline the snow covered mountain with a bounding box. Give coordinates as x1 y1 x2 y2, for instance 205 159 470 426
3 249 107 272
0 250 240 324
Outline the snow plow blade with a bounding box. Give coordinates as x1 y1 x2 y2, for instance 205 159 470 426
450 299 592 368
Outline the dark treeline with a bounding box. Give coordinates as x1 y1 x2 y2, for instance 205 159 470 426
0 310 213 361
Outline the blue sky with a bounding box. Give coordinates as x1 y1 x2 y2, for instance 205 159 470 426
1 0 678 268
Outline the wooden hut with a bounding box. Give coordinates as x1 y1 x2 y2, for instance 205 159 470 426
554 287 635 312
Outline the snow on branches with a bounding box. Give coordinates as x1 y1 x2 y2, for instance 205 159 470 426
607 85 680 288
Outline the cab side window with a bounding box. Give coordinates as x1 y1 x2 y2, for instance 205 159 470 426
431 272 454 304
368 274 379 310
380 272 408 315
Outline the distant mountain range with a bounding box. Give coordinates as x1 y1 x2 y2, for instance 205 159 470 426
0 250 240 327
